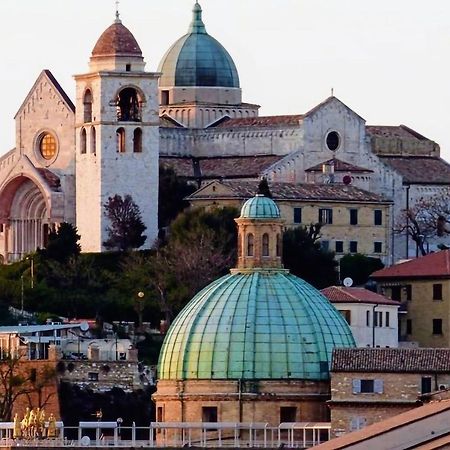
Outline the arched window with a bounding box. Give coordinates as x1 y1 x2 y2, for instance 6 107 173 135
247 233 254 257
80 128 87 154
116 128 125 153
83 89 93 123
133 128 142 153
262 233 269 257
90 126 96 154
116 87 142 122
276 234 281 257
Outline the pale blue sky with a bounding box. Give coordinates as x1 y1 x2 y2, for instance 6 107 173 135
1 0 450 160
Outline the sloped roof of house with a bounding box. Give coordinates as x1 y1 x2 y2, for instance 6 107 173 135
212 115 304 128
313 399 450 449
306 158 373 173
321 286 399 306
332 348 450 373
378 156 450 184
188 180 390 204
366 125 431 141
371 250 450 279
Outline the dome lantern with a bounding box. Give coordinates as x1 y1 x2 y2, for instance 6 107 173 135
188 2 207 34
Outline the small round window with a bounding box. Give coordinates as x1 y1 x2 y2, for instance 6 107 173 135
39 133 57 160
326 131 340 151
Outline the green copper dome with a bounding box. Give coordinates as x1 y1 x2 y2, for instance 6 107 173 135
240 195 281 219
158 3 240 88
158 270 355 381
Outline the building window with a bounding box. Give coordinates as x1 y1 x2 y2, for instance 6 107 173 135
247 234 254 257
350 417 367 431
433 284 443 300
90 126 96 154
374 242 382 253
353 379 383 394
83 89 93 123
366 310 370 327
374 210 383 226
29 368 37 382
385 311 390 327
80 128 87 154
421 377 432 394
391 286 401 301
276 234 281 257
406 319 412 335
116 128 125 153
202 407 217 423
406 285 412 301
157 407 164 422
326 131 340 151
293 207 302 224
433 319 443 335
116 87 142 122
161 90 169 106
319 208 333 224
126 64 131 72
335 241 344 253
262 233 269 257
280 407 297 423
88 372 99 381
321 240 330 251
349 241 358 253
133 128 143 153
374 311 383 327
39 133 57 160
340 310 351 325
350 209 358 225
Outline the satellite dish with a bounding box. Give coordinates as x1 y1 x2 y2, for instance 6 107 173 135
80 322 89 332
343 175 352 185
343 277 353 287
80 436 91 447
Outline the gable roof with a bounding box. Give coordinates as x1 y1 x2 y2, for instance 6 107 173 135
366 124 431 141
15 70 75 118
188 180 390 204
379 156 450 185
304 96 365 122
332 348 450 373
306 158 373 173
371 250 450 279
212 115 304 128
321 286 399 306
314 399 450 449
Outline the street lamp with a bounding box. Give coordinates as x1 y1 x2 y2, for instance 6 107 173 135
136 291 145 330
117 417 123 439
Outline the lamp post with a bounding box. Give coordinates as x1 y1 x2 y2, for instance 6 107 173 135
136 291 145 331
117 417 123 440
25 256 34 288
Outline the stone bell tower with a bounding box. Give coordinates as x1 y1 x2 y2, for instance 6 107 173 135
74 12 159 252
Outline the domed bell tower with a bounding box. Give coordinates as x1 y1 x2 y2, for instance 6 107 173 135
234 194 284 271
74 12 159 252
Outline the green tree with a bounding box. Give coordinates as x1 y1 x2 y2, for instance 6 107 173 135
40 222 81 263
283 224 338 289
339 254 384 286
159 166 196 229
257 177 272 198
103 194 147 251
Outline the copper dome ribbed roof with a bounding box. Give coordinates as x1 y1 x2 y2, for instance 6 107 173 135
92 20 142 57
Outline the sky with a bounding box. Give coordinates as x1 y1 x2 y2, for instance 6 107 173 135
1 0 450 160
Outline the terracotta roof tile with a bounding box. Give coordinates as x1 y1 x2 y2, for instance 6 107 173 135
314 400 450 449
321 286 399 306
371 250 450 279
160 157 196 178
306 158 373 173
189 180 390 203
379 156 450 184
366 124 430 141
332 348 450 373
213 115 304 128
92 21 142 57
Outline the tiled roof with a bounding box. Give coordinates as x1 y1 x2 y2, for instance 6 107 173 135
332 348 450 373
160 115 184 128
379 156 450 184
213 115 304 128
313 400 450 450
159 155 283 180
366 124 430 141
91 21 142 57
189 180 390 203
306 158 373 173
371 250 450 279
36 168 60 191
321 286 399 306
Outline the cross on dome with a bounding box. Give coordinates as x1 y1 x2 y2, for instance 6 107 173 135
115 0 121 23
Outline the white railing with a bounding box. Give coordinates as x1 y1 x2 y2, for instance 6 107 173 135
0 421 331 448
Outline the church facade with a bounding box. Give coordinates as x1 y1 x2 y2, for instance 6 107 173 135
0 2 449 263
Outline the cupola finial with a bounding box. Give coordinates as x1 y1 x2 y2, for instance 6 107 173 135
189 1 207 34
115 0 121 23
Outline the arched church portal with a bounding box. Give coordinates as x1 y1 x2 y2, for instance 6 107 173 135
0 177 50 262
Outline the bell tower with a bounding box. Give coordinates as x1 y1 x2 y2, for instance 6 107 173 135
74 13 159 252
